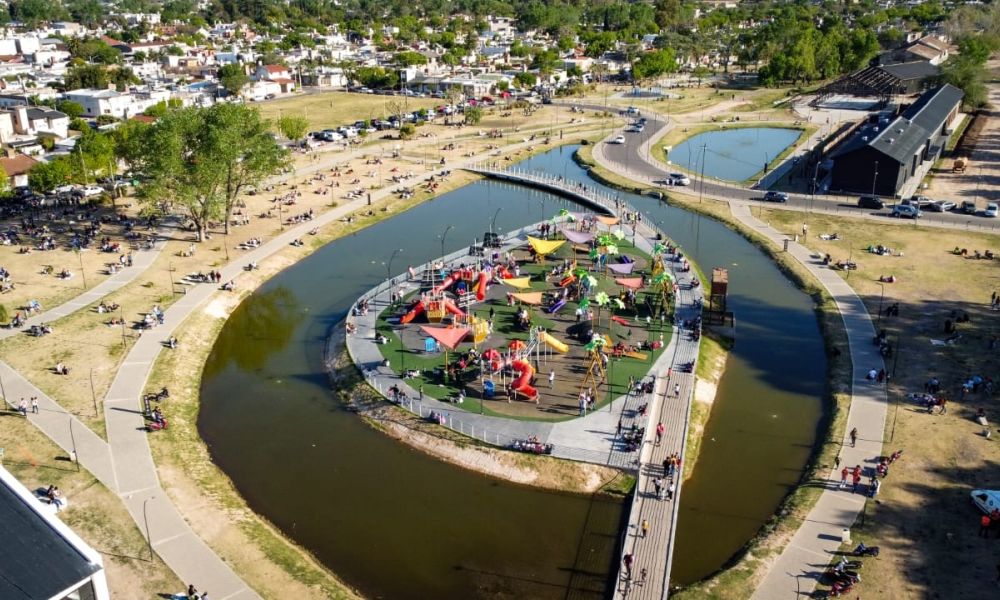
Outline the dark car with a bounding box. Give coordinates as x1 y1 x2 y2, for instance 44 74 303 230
763 191 789 203
858 196 884 209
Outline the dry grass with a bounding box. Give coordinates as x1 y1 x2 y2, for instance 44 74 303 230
256 92 438 131
761 207 1000 599
0 414 183 599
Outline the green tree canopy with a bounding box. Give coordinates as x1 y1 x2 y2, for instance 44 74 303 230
217 64 250 96
276 115 309 142
632 48 677 81
29 157 75 193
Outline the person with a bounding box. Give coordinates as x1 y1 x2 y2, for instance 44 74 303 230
839 467 848 489
548 370 555 388
981 514 992 538
653 477 663 499
641 519 649 538
187 584 198 599
30 397 38 414
623 553 634 577
850 427 858 447
834 454 841 471
667 480 676 500
18 398 27 416
673 382 680 397
656 422 665 445
50 487 63 511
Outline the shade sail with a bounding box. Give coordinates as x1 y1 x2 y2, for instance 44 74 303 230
615 277 644 290
607 262 635 274
527 236 566 256
559 227 595 244
512 292 544 305
596 216 620 226
419 325 470 350
502 277 532 289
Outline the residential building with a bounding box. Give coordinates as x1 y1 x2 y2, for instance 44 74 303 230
63 89 135 118
0 465 111 599
0 153 39 186
253 64 296 93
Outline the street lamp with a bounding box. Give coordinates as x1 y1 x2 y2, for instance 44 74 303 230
871 160 879 198
875 282 885 329
490 207 503 236
440 224 454 258
384 248 403 304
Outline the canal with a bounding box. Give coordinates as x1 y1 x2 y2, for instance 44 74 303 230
199 144 826 596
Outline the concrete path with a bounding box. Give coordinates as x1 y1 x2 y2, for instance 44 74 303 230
592 125 888 598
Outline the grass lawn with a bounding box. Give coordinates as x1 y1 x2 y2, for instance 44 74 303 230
0 412 182 598
256 92 439 131
760 207 1000 599
374 237 673 420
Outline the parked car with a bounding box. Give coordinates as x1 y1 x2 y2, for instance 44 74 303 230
666 173 691 186
903 195 934 208
76 185 104 198
608 135 625 144
986 202 999 218
858 196 884 209
927 200 956 212
891 204 922 218
961 200 978 214
763 191 789 203
53 184 75 195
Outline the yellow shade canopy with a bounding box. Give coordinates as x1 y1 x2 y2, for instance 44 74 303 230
527 236 566 256
511 292 544 305
502 276 533 289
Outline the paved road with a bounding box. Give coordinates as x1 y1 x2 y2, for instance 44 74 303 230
588 106 1000 234
593 126 889 598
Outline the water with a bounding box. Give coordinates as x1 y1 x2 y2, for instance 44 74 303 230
199 183 623 600
667 127 801 182
200 144 826 595
521 146 826 583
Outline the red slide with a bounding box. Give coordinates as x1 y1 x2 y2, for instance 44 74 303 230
475 271 489 301
400 301 425 324
443 299 465 316
511 359 538 401
432 274 457 295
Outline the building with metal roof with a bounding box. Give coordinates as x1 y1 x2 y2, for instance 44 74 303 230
828 84 964 197
0 465 110 600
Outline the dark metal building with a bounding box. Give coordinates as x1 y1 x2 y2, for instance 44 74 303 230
828 84 964 197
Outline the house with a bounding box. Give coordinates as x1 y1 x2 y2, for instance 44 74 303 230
253 64 296 93
0 105 70 141
876 35 951 67
63 89 135 118
829 84 964 197
0 153 39 187
0 465 110 599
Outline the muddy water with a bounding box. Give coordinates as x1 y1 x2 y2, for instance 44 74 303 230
200 145 826 596
199 184 623 600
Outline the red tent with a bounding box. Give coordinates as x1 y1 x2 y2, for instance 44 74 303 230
615 277 644 290
420 326 471 350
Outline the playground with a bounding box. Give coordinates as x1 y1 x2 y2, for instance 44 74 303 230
371 212 692 420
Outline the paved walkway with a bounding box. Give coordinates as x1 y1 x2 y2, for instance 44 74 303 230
592 124 888 598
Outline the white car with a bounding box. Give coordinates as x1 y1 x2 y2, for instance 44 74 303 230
985 202 999 218
53 184 75 195
609 135 626 144
666 173 691 186
78 185 104 198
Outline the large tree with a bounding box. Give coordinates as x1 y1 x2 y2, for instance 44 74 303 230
276 115 309 144
139 104 289 241
217 63 250 96
28 157 75 193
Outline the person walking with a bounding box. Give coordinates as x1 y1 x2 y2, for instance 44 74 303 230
667 480 676 500
30 397 38 414
839 467 849 490
655 422 665 445
548 370 555 388
641 519 649 538
852 472 862 495
981 514 992 538
673 382 680 397
653 477 663 499
17 398 27 417
834 454 841 471
623 553 634 578
850 427 858 447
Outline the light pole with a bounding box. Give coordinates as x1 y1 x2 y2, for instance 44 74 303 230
75 249 86 289
440 224 454 258
69 418 79 472
490 207 503 237
871 160 879 198
875 282 885 329
142 496 154 561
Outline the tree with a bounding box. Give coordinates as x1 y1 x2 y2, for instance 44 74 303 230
143 98 183 117
276 115 309 144
632 48 677 82
399 122 416 139
464 105 483 125
63 64 109 91
111 119 150 177
217 64 249 96
395 51 428 67
76 129 116 181
139 104 289 241
28 157 75 193
514 72 537 89
55 100 85 119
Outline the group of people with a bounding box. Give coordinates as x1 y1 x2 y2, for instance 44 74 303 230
15 397 38 416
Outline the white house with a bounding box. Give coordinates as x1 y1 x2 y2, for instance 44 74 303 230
63 89 135 118
0 105 70 141
253 64 296 93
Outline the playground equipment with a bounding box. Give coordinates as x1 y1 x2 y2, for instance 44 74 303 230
539 331 569 353
432 268 491 302
546 297 568 313
953 157 967 173
510 359 538 401
579 338 609 395
401 297 464 324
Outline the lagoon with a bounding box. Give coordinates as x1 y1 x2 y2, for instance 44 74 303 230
668 127 801 182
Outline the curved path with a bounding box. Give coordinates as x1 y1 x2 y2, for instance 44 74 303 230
0 126 607 597
592 121 888 598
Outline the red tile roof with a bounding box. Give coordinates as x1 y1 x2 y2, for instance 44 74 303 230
0 154 39 177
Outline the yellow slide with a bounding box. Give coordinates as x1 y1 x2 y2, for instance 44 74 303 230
540 331 569 353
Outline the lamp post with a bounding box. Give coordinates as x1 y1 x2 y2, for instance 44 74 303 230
142 496 154 561
875 282 885 329
440 224 454 258
384 248 403 305
76 249 86 289
871 160 879 199
490 207 503 237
